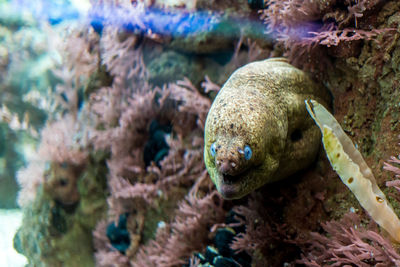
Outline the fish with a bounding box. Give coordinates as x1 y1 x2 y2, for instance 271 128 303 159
204 58 331 199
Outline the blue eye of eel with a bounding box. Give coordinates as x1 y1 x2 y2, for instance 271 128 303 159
244 145 252 160
210 143 216 157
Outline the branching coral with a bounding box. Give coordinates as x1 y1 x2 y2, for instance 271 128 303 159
89 76 211 212
100 28 147 87
15 112 90 208
229 193 289 267
297 212 400 267
94 177 226 267
260 0 395 71
83 7 232 263
384 150 400 179
261 0 387 43
38 115 89 164
132 188 226 266
384 143 400 205
89 73 220 264
306 27 392 47
14 0 269 261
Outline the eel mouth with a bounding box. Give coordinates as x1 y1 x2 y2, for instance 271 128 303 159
217 165 262 199
222 173 241 185
218 170 249 199
220 165 255 185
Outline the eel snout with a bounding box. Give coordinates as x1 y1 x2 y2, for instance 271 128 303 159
215 148 248 185
216 158 238 174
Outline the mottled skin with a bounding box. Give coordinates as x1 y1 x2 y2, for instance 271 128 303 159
204 58 331 199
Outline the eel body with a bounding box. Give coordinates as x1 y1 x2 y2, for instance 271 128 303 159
204 58 331 199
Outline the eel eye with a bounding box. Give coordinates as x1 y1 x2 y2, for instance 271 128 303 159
210 143 216 157
244 145 252 160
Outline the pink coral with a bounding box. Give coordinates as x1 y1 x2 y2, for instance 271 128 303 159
384 155 400 178
229 192 291 266
91 74 217 264
38 115 89 165
384 145 400 204
89 77 210 216
163 78 212 131
297 212 400 267
16 161 45 207
87 26 219 265
132 188 226 267
15 114 90 207
305 27 393 47
261 0 387 45
94 177 226 267
100 28 148 86
295 134 400 266
260 0 394 71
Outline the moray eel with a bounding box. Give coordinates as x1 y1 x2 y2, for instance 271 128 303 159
204 58 331 199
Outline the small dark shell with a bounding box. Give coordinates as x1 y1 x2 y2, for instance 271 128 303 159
214 227 236 257
106 213 130 254
205 246 220 263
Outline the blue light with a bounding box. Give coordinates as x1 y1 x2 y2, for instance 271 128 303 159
8 0 270 40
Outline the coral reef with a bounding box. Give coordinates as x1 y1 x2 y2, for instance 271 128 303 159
9 0 400 266
13 2 245 263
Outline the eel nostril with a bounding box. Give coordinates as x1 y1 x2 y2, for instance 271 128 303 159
219 160 239 174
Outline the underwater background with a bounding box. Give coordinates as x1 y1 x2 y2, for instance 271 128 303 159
2 0 400 266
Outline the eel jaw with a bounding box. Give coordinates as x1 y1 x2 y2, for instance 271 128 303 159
216 170 249 200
